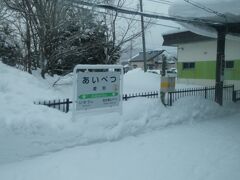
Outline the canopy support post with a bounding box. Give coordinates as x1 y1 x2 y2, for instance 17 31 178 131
215 27 226 106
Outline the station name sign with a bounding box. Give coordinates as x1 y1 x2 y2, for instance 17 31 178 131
73 65 123 115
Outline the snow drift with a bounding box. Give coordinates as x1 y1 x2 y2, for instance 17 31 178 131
0 62 239 165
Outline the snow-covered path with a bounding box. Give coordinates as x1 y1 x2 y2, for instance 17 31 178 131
0 111 240 180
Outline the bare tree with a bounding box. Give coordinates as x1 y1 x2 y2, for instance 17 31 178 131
3 0 150 78
3 0 70 76
0 1 10 22
3 0 35 73
4 0 111 76
102 0 152 63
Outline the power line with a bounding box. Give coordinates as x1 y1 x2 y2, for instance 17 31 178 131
143 9 169 17
104 5 169 17
155 0 173 3
118 5 170 18
147 0 173 4
183 0 227 22
145 0 172 5
94 9 181 29
69 0 223 26
70 4 180 29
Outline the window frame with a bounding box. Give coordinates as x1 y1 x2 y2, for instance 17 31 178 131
225 61 234 69
133 64 138 69
182 62 195 70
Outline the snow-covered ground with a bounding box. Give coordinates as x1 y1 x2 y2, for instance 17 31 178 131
0 62 240 179
1 113 240 180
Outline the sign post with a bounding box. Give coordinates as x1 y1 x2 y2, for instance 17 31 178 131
160 75 176 106
161 76 176 93
73 65 123 117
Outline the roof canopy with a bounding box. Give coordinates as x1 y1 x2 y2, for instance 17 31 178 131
167 0 240 106
163 31 215 46
168 0 240 38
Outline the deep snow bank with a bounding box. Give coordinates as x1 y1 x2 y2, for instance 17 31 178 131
0 63 239 164
124 68 200 93
0 62 70 133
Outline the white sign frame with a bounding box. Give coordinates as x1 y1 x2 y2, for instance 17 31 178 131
73 64 123 116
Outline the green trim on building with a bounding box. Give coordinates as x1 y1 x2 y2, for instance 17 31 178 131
177 60 240 80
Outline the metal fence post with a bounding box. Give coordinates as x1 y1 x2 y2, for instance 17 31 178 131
233 91 236 102
169 92 173 106
205 87 207 99
66 98 70 113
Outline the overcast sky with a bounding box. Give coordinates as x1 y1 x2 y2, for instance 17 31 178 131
138 0 182 49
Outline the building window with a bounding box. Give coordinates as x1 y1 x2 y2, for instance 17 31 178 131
225 61 234 69
183 62 195 70
148 64 154 70
133 64 138 69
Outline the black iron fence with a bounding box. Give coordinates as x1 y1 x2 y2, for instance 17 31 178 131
34 99 72 113
34 91 159 113
34 85 238 112
167 85 234 106
122 91 159 101
233 90 240 102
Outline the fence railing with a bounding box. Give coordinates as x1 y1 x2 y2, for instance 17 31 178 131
233 90 240 102
34 99 72 113
122 91 159 101
167 85 234 106
34 85 237 112
34 91 159 113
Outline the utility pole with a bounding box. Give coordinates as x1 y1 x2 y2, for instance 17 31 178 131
130 39 133 60
139 0 147 72
160 54 167 106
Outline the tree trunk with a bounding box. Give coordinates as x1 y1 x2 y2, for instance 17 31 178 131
26 18 32 74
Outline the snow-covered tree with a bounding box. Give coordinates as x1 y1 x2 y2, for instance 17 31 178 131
3 0 120 77
0 24 22 66
100 0 152 64
0 1 8 22
44 9 109 75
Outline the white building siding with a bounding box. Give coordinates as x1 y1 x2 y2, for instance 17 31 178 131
178 39 240 62
177 79 240 89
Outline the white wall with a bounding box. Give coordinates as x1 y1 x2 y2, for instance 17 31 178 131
177 78 215 86
178 39 240 62
177 79 240 89
226 39 240 60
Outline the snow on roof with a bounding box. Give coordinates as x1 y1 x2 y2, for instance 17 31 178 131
168 0 240 40
129 50 165 62
162 28 187 36
126 53 139 62
169 0 240 24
